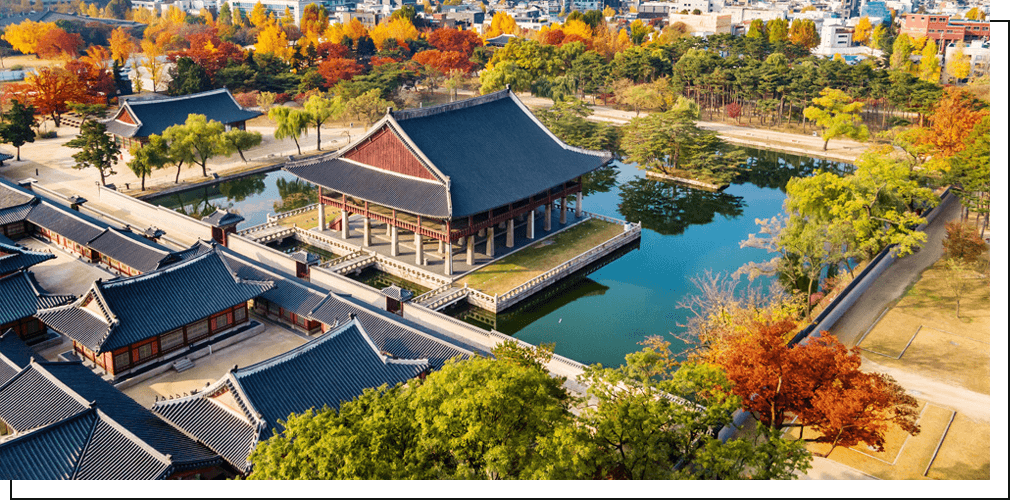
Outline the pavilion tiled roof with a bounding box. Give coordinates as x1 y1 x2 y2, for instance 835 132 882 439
0 240 55 275
202 209 245 227
102 88 261 138
36 248 274 353
285 89 611 220
0 406 174 480
152 318 429 473
0 271 75 327
85 228 176 273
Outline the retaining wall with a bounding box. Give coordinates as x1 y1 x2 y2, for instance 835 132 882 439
226 234 300 276
790 188 955 346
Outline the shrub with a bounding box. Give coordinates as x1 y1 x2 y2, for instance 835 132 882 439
36 130 57 139
233 91 259 108
943 221 986 263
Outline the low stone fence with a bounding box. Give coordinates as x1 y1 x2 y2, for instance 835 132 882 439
237 220 280 237
293 226 360 256
268 203 319 223
96 186 213 245
226 233 300 276
790 187 955 346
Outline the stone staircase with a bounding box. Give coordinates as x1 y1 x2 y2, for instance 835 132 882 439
172 358 195 373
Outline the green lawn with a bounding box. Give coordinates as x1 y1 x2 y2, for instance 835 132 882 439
460 219 625 295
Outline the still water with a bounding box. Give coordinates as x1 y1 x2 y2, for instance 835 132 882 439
147 149 850 367
447 148 852 367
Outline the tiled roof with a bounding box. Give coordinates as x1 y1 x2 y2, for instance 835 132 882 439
102 88 261 138
285 156 450 218
391 90 611 218
0 179 36 211
0 271 75 326
86 228 174 273
0 240 55 275
0 330 34 383
202 209 245 227
0 151 13 163
43 362 221 469
308 295 474 368
0 364 90 432
37 248 273 353
0 407 173 480
152 385 258 472
153 319 429 473
25 202 106 246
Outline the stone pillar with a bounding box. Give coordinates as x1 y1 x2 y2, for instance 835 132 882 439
575 191 583 218
527 210 535 239
506 218 515 248
438 239 445 254
390 225 398 256
340 210 348 239
543 202 552 232
386 223 392 236
478 228 486 237
559 198 568 225
466 235 475 265
444 241 453 276
317 203 325 231
362 217 371 247
415 233 423 265
486 226 495 258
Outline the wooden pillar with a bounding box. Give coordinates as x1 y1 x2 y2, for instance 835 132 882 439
527 209 535 239
340 209 348 239
444 241 453 276
466 235 475 265
559 197 568 225
486 225 495 258
543 202 552 232
506 218 515 248
576 191 583 218
415 233 423 265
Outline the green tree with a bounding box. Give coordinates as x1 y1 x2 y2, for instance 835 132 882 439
64 120 119 186
890 33 913 72
166 56 212 96
532 98 621 154
746 18 765 39
0 99 36 161
220 129 263 163
344 88 392 126
269 106 310 155
622 97 746 185
802 88 869 150
127 133 170 191
67 102 107 131
302 95 345 151
165 114 225 177
944 116 989 236
161 122 196 183
766 18 789 43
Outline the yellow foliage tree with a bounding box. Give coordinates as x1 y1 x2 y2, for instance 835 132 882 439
200 8 215 25
484 11 518 39
108 27 137 63
166 5 186 24
87 3 100 17
140 39 167 91
947 41 972 82
563 19 593 39
370 16 419 47
0 20 57 56
281 6 295 27
918 38 941 83
255 22 295 61
853 17 872 45
250 1 271 28
602 6 616 18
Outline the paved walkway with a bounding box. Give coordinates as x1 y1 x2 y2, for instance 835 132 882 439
829 196 963 347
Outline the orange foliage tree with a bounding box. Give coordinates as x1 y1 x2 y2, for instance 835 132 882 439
412 49 473 74
109 27 138 64
1 20 57 57
34 27 83 59
426 28 481 55
711 319 920 457
921 87 989 162
168 33 246 81
3 67 88 126
318 57 364 86
66 46 117 104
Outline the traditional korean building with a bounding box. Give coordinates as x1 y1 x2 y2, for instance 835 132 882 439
152 317 431 474
36 247 274 379
102 88 261 150
0 239 54 278
0 179 37 240
0 357 226 479
284 88 613 276
0 271 74 343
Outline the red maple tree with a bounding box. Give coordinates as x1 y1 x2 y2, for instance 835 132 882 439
318 57 364 86
35 28 84 59
411 49 473 75
427 28 481 56
167 33 246 82
3 66 88 127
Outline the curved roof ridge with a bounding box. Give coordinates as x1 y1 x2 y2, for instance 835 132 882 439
390 89 511 120
125 87 231 108
506 92 613 159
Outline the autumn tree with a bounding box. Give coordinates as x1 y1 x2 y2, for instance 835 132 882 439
918 38 941 83
127 133 171 190
34 28 83 59
484 11 518 39
427 27 481 55
0 100 36 161
140 39 168 91
947 41 972 83
369 16 419 48
255 22 295 62
766 18 789 43
711 319 919 457
300 3 329 40
318 57 364 86
788 19 820 49
249 1 271 28
1 20 57 57
4 66 87 127
108 27 137 63
64 120 119 186
853 17 872 45
746 18 765 39
803 88 869 151
890 33 913 72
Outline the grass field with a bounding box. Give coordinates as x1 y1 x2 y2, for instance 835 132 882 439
926 414 990 480
279 208 339 230
460 219 624 295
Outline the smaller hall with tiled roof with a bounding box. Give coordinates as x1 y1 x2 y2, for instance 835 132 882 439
152 317 430 474
101 88 261 150
285 87 612 276
36 246 274 379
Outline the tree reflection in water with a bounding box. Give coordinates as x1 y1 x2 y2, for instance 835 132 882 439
581 165 619 196
161 174 268 219
734 148 854 192
617 178 746 236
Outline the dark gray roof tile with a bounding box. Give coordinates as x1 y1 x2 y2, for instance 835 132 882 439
0 241 55 275
86 228 173 273
103 88 261 138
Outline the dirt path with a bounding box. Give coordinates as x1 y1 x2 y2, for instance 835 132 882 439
861 358 990 421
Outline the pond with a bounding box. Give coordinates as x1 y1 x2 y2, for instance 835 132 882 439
146 148 851 368
446 148 852 367
147 170 313 231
